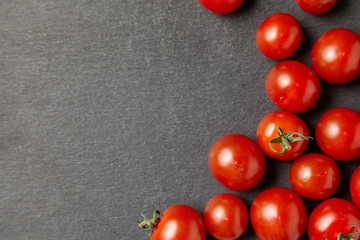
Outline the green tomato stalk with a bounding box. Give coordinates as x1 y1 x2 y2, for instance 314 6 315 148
136 210 161 233
269 127 313 155
336 225 360 240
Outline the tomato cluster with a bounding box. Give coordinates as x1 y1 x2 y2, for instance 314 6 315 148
207 108 360 240
137 1 360 240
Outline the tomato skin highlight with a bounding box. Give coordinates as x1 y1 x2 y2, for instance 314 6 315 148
150 204 206 240
311 28 360 84
256 111 310 161
208 134 266 191
256 13 303 60
307 198 360 240
351 166 360 209
266 60 321 113
251 187 307 240
289 153 340 200
315 107 360 161
197 0 244 14
204 193 248 240
295 0 337 15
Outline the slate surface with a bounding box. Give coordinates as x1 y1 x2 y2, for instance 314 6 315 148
0 0 359 239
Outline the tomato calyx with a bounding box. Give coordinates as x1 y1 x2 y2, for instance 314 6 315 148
269 127 313 155
336 225 360 240
136 210 161 233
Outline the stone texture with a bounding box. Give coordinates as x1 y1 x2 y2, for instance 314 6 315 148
0 0 359 239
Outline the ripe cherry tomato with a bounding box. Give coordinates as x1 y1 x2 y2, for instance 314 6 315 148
289 153 341 200
204 193 248 240
315 107 360 161
256 111 311 161
138 204 206 240
295 0 337 15
266 60 321 113
351 166 360 209
307 198 360 240
251 187 307 240
197 0 244 14
311 28 360 84
256 13 302 60
208 134 266 191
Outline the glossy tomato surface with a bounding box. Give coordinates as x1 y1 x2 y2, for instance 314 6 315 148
208 134 266 191
289 153 340 199
266 60 321 113
311 28 360 84
256 13 302 60
204 193 248 240
251 187 307 240
315 107 360 161
307 198 360 240
256 111 310 161
295 0 337 15
150 204 206 240
351 166 360 209
197 0 244 14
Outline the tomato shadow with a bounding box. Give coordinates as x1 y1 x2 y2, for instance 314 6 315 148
302 197 322 218
333 160 358 199
233 0 257 15
221 0 257 18
239 220 255 239
289 27 313 65
321 0 352 16
239 156 294 205
297 82 335 131
298 76 360 131
263 156 292 187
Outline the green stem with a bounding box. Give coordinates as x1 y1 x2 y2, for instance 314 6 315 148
337 225 360 240
281 135 291 150
269 127 313 155
136 210 161 233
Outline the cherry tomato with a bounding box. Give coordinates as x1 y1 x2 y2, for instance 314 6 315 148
204 193 248 240
256 111 311 161
289 153 341 200
315 107 360 161
208 134 266 191
311 28 360 84
295 0 337 15
197 0 244 14
266 60 321 113
251 187 307 240
307 198 360 240
138 204 206 240
256 13 303 60
351 166 360 209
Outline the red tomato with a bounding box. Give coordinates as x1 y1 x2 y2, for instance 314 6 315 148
204 193 248 240
315 107 360 161
256 111 311 161
266 60 321 113
351 166 360 209
295 0 337 15
307 198 360 240
289 153 341 200
251 187 307 240
208 134 266 191
311 28 360 84
197 0 244 14
256 13 303 60
138 204 206 240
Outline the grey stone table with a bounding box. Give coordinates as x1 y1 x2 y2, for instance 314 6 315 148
0 0 359 239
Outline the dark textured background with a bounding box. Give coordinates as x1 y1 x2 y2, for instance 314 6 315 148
0 0 359 239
